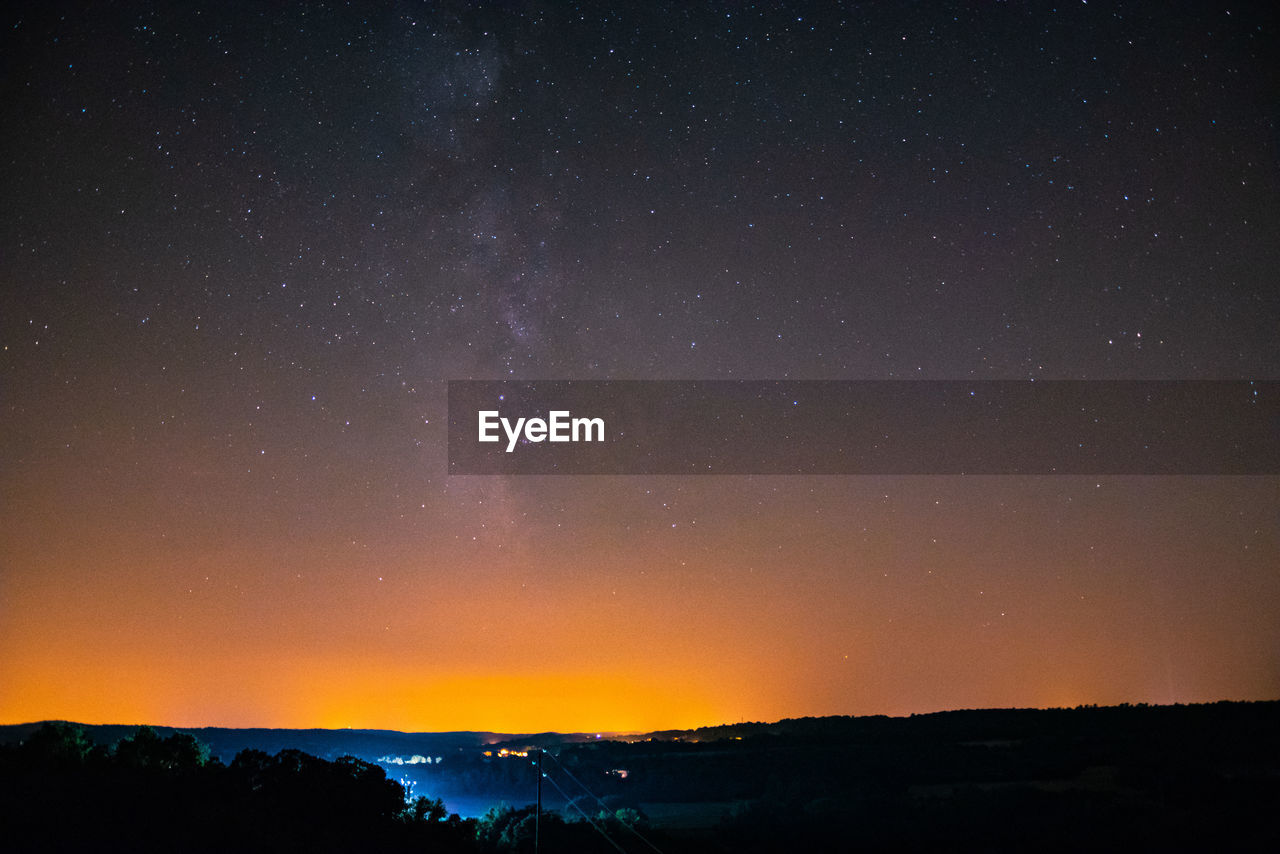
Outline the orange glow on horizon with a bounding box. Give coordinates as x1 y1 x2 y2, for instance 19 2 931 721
2 0 1278 747
3 475 1278 733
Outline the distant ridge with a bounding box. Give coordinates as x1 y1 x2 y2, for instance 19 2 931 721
3 699 1277 762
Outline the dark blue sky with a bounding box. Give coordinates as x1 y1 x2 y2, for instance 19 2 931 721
2 1 1276 730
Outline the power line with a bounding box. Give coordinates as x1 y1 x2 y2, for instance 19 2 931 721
543 750 665 854
539 766 628 854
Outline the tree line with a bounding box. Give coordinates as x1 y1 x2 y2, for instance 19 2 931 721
0 722 644 853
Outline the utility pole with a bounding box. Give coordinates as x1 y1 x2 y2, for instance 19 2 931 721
535 748 542 854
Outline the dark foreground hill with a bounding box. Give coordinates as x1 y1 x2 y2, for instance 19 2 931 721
3 701 1278 852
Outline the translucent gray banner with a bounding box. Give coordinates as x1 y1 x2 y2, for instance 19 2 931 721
447 381 1278 475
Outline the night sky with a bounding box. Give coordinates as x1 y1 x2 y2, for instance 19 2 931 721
2 1 1277 733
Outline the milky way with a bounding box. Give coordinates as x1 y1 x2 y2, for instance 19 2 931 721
2 2 1276 731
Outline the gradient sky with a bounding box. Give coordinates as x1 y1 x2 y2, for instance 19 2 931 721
2 1 1277 733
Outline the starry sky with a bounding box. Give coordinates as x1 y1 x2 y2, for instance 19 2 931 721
2 1 1277 733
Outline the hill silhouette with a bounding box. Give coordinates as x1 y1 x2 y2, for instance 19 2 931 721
3 701 1278 851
